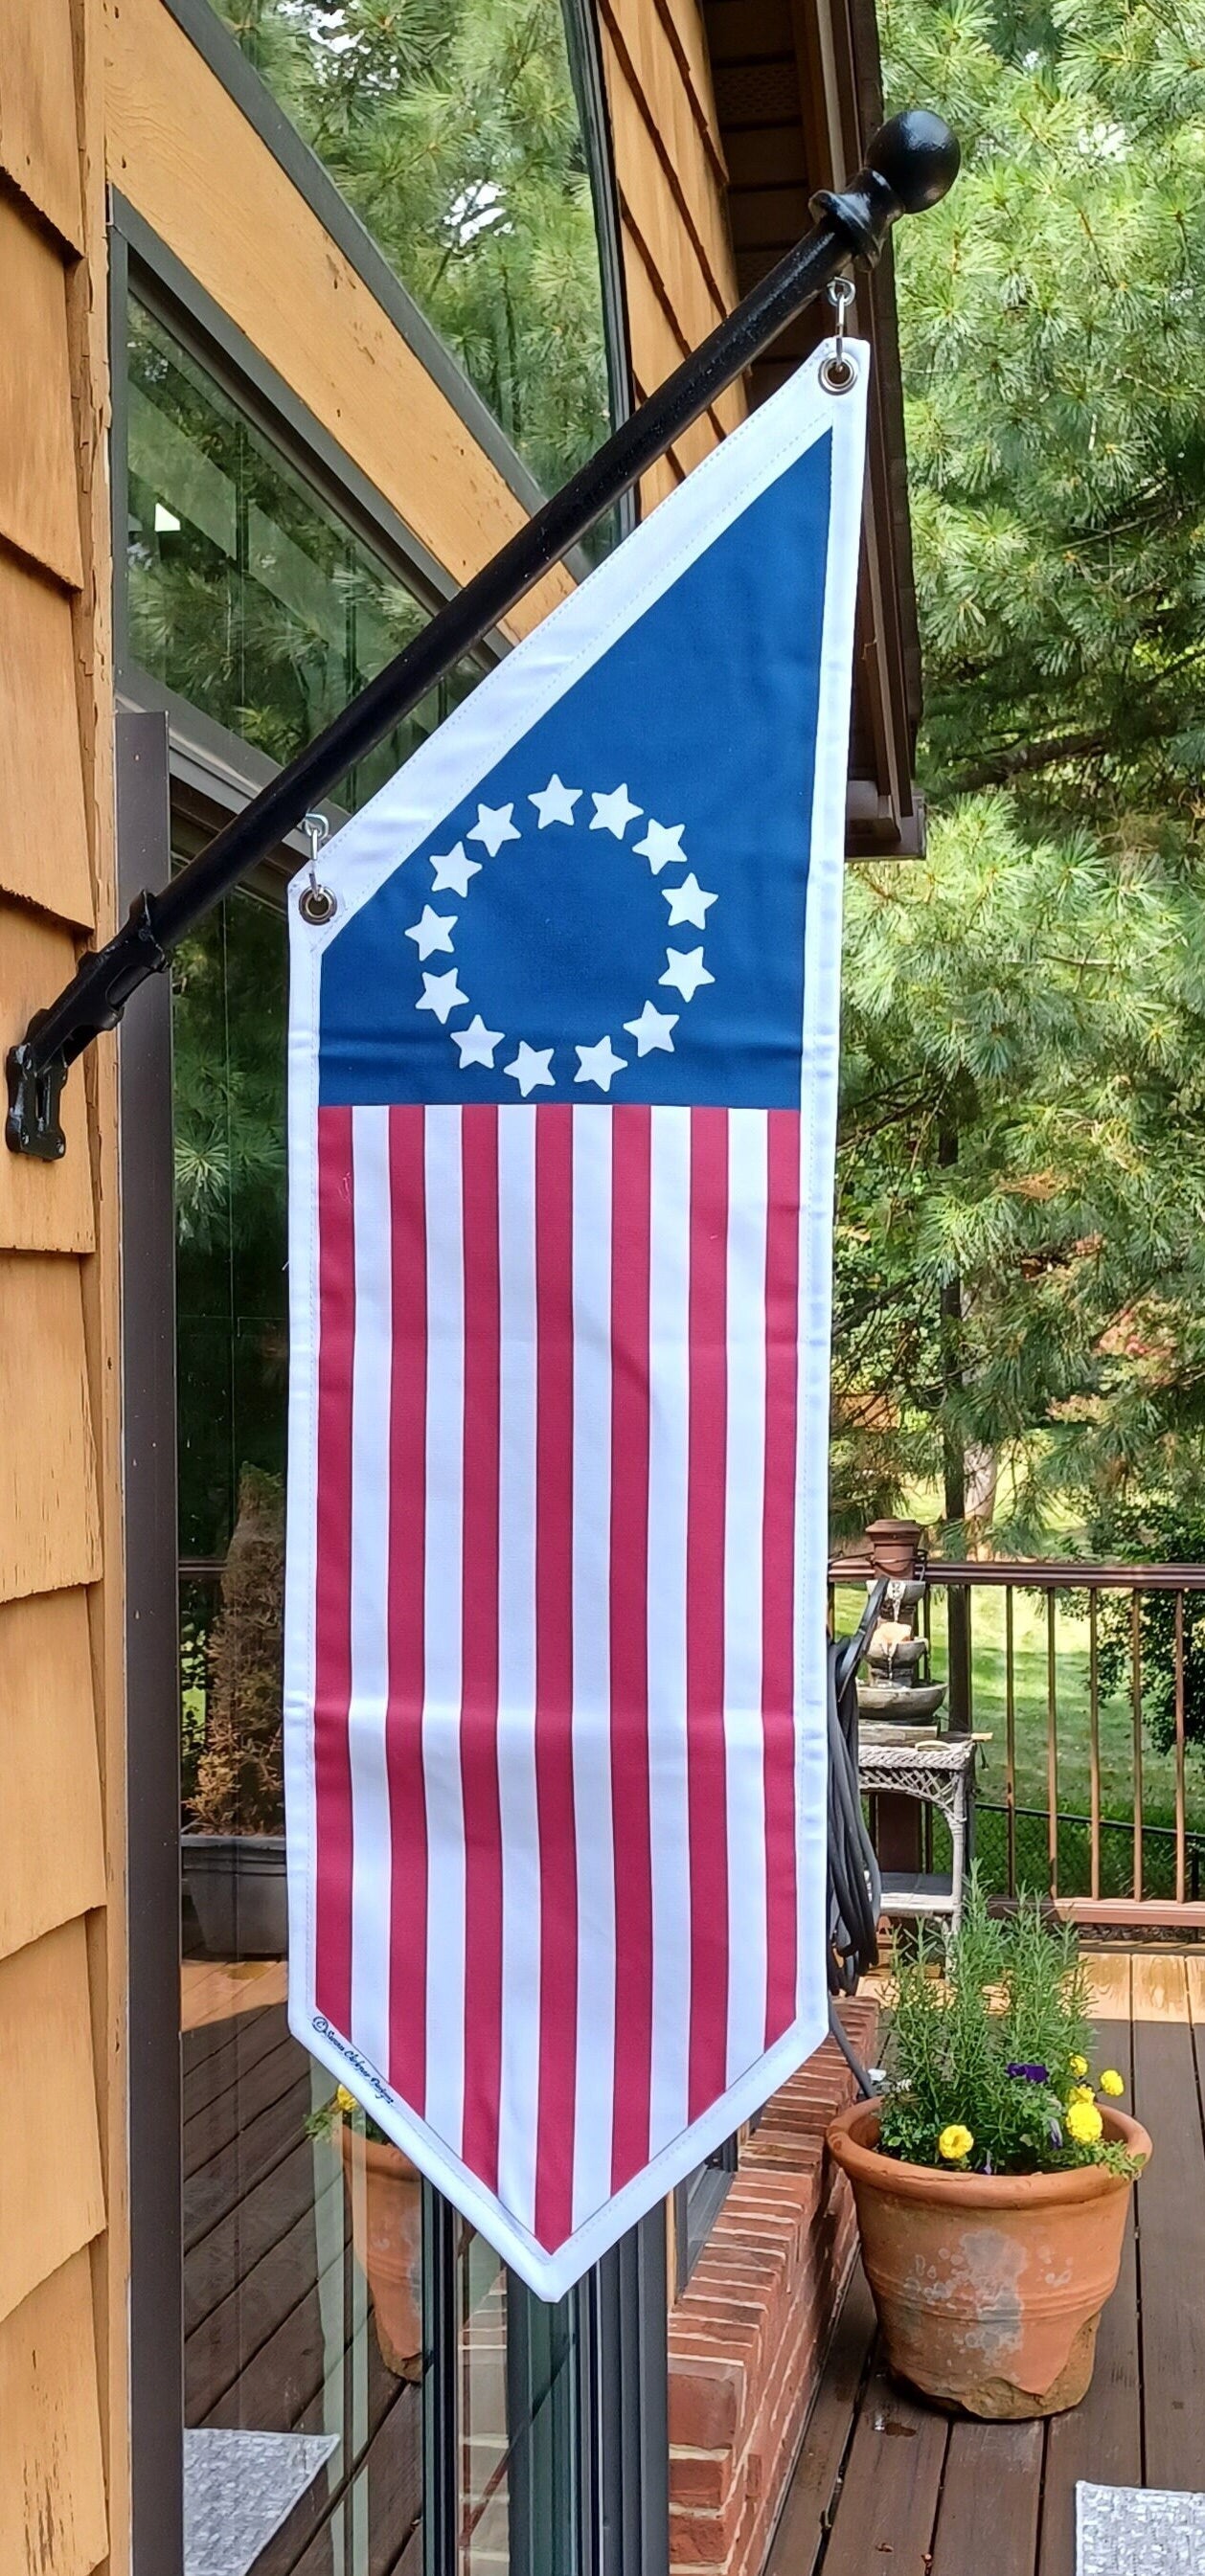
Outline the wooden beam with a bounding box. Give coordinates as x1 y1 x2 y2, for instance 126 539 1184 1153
105 0 575 639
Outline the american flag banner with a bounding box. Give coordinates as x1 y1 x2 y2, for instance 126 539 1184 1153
284 339 869 2298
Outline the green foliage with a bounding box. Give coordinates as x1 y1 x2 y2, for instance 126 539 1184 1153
307 2083 393 2147
837 0 1205 1562
1090 1493 1205 1753
190 1466 285 1836
213 0 611 494
878 1875 1136 2173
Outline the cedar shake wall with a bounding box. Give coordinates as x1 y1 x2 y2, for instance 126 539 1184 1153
0 4 121 2570
597 0 747 511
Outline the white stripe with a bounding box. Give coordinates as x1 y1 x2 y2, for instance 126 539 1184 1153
646 1106 693 2161
421 1106 467 2150
723 1110 770 2082
569 1107 617 2231
495 1109 541 2234
348 1109 395 2073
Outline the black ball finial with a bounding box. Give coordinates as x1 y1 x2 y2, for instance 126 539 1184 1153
867 110 961 215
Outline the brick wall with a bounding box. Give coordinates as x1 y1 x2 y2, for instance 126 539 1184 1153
667 1996 878 2576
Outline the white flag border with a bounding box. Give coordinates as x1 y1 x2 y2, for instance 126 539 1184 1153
284 337 869 2301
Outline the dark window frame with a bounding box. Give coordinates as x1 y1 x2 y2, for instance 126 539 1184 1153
114 209 667 2576
155 0 634 537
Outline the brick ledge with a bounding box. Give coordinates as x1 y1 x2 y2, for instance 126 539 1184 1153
668 1996 877 2576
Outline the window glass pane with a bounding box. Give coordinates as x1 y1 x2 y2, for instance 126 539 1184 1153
127 299 478 809
211 0 614 496
175 891 589 2574
154 311 605 2574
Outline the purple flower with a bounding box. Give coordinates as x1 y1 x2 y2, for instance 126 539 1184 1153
1049 2117 1063 2148
1007 2062 1049 2083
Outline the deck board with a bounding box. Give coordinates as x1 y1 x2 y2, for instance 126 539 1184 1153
772 1958 1202 2576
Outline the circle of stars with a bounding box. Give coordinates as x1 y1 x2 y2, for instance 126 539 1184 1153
406 778 718 1095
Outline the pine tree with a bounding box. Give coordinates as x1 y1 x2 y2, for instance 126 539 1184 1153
836 0 1205 1552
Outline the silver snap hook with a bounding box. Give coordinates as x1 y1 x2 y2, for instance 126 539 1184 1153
820 277 857 395
299 809 336 925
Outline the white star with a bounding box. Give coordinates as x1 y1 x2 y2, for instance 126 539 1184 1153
660 946 715 1002
467 801 520 858
416 968 467 1024
633 819 687 874
624 1000 678 1056
452 1013 505 1070
575 1035 627 1093
590 784 643 840
504 1041 556 1097
530 775 581 829
405 904 457 960
662 872 717 930
430 841 481 897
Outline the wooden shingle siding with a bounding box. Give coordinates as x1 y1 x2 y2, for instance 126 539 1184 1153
0 0 84 252
0 2250 109 2576
0 551 96 927
0 1258 102 1605
0 1919 106 2328
599 0 746 510
0 201 83 588
0 4 115 2569
0 1591 105 1965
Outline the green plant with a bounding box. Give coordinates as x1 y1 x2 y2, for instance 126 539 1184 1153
189 1466 285 1836
307 2082 391 2147
877 1875 1139 2176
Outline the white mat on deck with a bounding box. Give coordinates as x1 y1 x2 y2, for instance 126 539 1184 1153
184 2429 339 2576
1077 2482 1205 2573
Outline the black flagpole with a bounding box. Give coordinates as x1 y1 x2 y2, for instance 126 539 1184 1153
7 108 957 1161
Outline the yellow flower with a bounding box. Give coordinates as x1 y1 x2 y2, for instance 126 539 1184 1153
1069 2083 1096 2105
939 2124 974 2162
1070 2054 1089 2079
1066 2099 1103 2146
1100 2068 1125 2098
335 2085 358 2116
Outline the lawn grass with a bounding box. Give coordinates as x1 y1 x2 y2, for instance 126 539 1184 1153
836 1581 1205 1900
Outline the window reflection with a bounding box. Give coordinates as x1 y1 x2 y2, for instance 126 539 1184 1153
211 0 614 497
127 300 478 809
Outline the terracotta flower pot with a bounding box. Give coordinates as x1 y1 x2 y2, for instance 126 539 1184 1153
827 2098 1150 2419
339 2123 424 2382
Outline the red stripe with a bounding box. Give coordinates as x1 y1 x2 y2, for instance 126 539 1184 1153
459 1106 504 2189
762 1110 802 2044
385 1105 429 2107
533 1107 578 2249
313 1106 356 2031
686 1107 730 2120
608 1105 654 2192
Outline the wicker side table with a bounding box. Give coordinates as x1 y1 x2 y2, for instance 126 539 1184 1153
857 1735 980 1933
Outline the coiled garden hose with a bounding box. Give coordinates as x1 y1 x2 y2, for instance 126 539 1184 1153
826 1575 889 2096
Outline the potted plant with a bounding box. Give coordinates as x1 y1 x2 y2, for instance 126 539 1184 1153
181 1466 288 1958
827 1880 1150 2419
308 2089 424 2381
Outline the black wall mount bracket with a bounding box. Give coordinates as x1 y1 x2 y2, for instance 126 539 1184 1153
6 109 958 1162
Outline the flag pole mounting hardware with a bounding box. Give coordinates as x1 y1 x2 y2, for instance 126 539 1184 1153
298 811 336 926
5 107 958 1163
820 279 857 395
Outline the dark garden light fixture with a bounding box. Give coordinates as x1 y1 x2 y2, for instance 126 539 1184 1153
6 109 958 1163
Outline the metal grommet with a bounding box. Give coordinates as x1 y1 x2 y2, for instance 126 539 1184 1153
299 881 338 925
821 276 857 395
299 808 336 925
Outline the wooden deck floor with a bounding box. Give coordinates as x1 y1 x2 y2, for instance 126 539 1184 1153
767 1952 1205 2576
182 1993 422 2576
